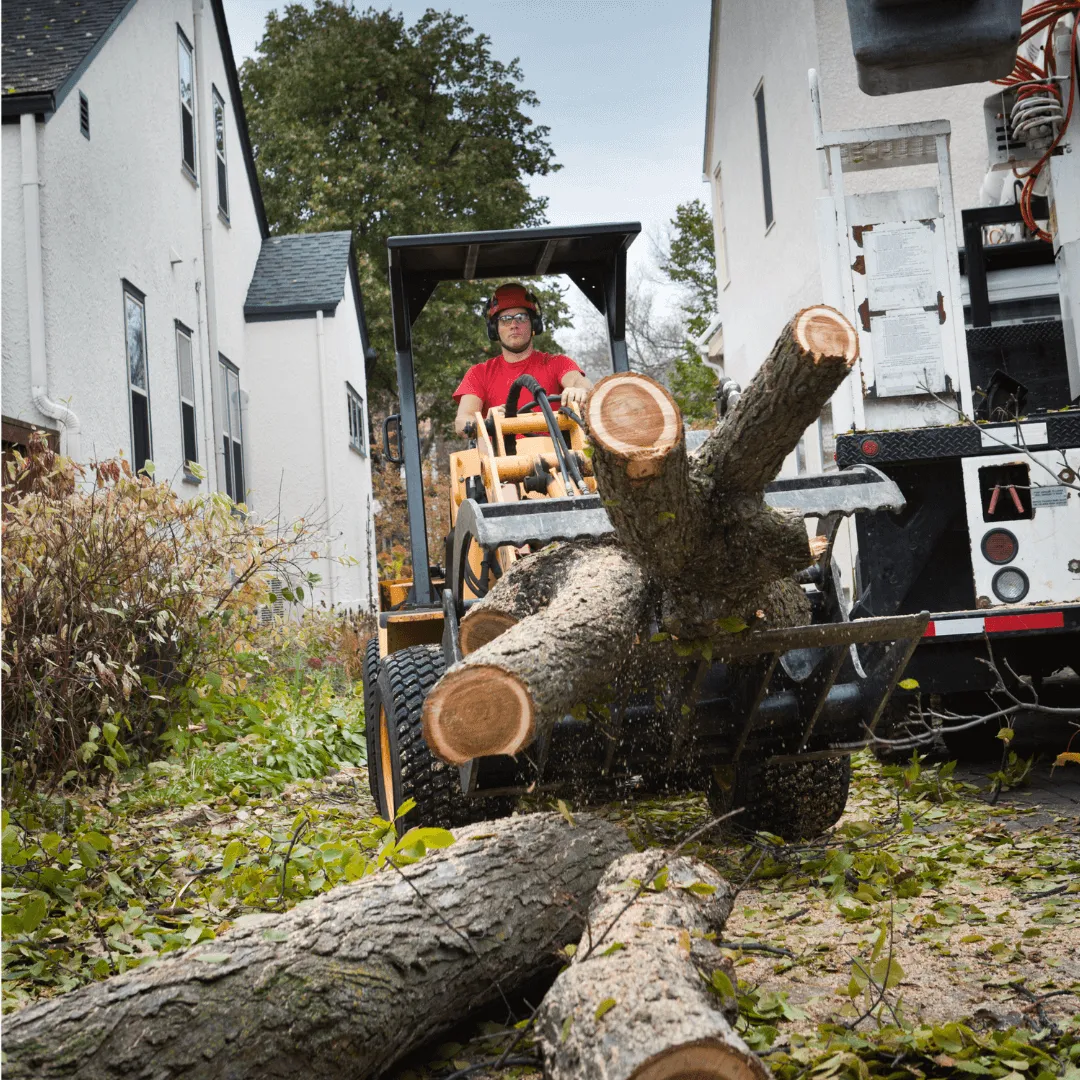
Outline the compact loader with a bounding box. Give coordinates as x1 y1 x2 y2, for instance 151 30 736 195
364 222 927 840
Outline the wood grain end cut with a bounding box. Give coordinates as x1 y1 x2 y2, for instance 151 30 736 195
629 1039 769 1080
459 610 518 656
794 305 859 365
586 373 682 472
422 665 534 764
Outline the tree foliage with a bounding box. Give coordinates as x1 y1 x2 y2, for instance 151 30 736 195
660 198 720 423
240 2 568 432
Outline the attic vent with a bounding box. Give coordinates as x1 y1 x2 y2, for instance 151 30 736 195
259 575 287 625
79 92 89 139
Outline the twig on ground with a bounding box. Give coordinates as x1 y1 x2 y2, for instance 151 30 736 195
716 940 796 957
278 814 310 903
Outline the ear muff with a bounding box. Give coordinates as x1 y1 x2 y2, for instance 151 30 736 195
485 284 543 342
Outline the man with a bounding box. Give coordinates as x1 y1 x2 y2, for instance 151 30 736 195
453 283 592 435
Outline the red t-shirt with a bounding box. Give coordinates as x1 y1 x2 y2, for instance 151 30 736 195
453 351 583 415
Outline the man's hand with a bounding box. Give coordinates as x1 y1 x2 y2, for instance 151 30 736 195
561 385 589 413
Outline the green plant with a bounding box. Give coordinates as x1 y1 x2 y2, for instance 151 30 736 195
1 435 319 791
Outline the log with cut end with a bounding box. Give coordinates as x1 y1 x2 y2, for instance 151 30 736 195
536 852 769 1080
425 542 646 764
424 306 860 763
3 813 631 1080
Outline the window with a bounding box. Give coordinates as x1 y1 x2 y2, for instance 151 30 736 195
220 356 245 502
347 382 367 455
178 29 196 177
212 86 229 219
711 163 730 288
754 82 774 229
79 92 90 140
123 283 152 473
175 322 198 472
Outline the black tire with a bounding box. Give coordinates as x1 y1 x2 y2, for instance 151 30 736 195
361 636 383 804
376 645 514 832
706 756 852 842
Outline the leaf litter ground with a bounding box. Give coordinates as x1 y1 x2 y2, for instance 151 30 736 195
4 703 1078 1079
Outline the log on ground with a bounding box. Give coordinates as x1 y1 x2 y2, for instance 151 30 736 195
536 851 769 1080
3 812 631 1080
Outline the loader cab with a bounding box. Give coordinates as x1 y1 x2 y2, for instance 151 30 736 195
378 222 640 654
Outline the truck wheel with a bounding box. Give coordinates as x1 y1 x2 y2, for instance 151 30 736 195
706 756 851 841
361 636 383 805
375 645 514 832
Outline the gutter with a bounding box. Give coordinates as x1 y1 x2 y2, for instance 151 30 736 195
193 0 227 492
693 314 724 374
22 113 80 457
315 310 337 606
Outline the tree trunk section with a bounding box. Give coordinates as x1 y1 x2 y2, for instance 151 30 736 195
423 306 859 761
3 813 631 1080
424 542 646 763
536 852 769 1080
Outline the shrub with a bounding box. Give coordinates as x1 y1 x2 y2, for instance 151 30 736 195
1 435 318 792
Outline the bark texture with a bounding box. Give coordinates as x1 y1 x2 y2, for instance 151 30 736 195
3 813 631 1080
425 542 646 764
425 307 859 762
536 852 769 1080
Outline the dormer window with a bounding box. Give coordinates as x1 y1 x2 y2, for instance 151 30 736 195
178 29 196 178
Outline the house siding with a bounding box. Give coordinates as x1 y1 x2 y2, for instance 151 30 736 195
1 0 377 611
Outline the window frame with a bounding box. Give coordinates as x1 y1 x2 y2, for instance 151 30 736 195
346 381 368 456
753 80 774 231
175 320 199 479
212 85 229 221
711 162 731 289
122 281 153 474
219 355 245 503
79 91 90 140
177 26 197 180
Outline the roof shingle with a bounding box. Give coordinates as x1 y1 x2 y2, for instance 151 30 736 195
2 1 131 101
244 231 354 318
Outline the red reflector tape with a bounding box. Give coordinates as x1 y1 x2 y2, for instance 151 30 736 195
924 611 1066 637
984 611 1065 633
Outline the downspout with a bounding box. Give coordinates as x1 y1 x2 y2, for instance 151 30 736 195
315 310 337 606
192 0 226 491
22 113 80 458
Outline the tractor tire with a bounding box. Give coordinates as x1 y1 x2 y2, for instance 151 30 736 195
361 636 383 804
706 756 852 842
375 645 514 832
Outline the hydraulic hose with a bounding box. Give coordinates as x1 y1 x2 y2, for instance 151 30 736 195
504 374 581 494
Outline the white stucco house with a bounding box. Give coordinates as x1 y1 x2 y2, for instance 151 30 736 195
2 0 377 611
701 0 1005 475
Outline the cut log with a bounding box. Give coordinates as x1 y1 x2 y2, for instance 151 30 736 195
424 307 859 763
536 851 769 1080
458 541 589 657
425 542 646 764
3 812 631 1080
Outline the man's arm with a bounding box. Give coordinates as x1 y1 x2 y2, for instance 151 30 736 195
454 394 484 436
560 369 592 412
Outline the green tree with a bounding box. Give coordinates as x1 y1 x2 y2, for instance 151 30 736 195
240 2 568 432
659 199 719 423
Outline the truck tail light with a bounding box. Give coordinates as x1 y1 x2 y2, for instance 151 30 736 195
992 567 1029 603
981 529 1017 565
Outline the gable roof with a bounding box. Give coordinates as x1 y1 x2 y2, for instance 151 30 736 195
244 232 355 319
2 0 135 116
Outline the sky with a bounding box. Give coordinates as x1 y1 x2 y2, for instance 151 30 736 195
222 0 713 342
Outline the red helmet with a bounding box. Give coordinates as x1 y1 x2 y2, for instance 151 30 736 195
485 283 543 340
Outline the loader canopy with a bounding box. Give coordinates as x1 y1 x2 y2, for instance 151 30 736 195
386 222 641 606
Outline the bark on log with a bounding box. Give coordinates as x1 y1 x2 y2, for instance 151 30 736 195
425 542 646 764
3 813 631 1080
423 306 859 762
536 852 769 1080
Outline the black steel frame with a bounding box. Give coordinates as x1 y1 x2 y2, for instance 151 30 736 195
387 222 640 606
961 196 1050 328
